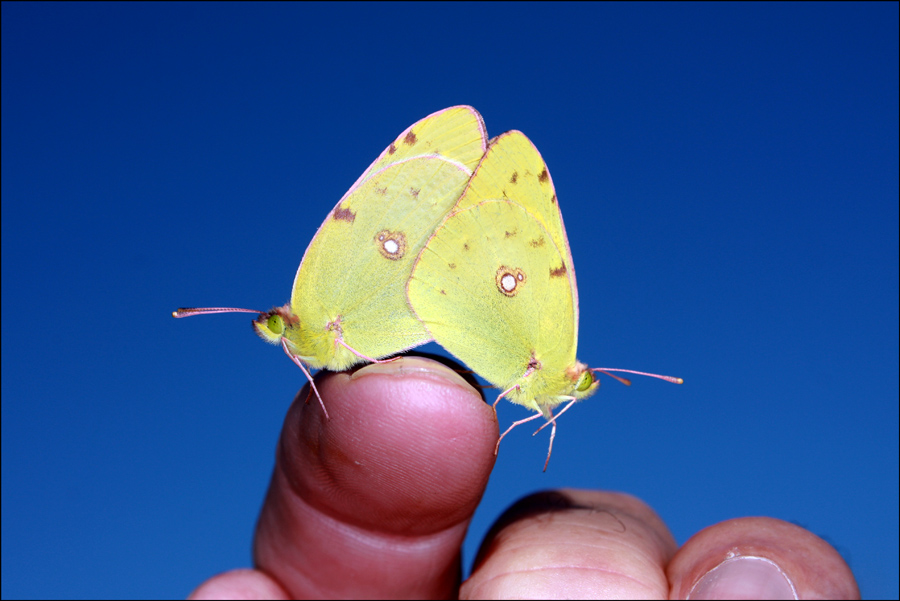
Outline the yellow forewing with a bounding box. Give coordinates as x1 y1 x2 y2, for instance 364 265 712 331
356 106 489 185
275 106 488 370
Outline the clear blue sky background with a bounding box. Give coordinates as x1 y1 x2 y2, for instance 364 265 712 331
3 3 897 598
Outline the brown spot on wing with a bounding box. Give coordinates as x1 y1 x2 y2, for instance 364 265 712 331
404 131 418 146
496 266 527 297
510 171 518 184
550 264 567 277
333 203 356 222
410 187 420 198
375 186 387 195
375 230 407 260
538 168 549 183
388 143 397 155
504 228 518 238
551 193 558 205
530 237 545 247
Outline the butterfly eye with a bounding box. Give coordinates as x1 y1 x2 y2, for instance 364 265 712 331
266 314 285 336
575 370 595 392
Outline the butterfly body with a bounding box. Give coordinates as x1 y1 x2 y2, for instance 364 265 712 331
176 106 488 409
409 130 680 467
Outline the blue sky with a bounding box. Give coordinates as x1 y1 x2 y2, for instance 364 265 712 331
2 2 897 598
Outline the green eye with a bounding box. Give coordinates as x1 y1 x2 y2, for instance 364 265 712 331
575 370 595 392
267 314 285 336
252 311 288 345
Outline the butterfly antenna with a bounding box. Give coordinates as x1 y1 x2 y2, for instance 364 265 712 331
174 306 331 420
173 307 263 318
594 370 632 386
593 368 683 386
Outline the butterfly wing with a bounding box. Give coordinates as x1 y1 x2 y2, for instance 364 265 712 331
408 132 579 412
455 131 580 333
287 106 488 369
352 106 488 188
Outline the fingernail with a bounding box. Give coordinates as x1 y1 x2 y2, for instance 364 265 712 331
690 556 797 600
351 356 468 386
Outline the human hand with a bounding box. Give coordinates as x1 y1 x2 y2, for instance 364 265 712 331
189 357 859 599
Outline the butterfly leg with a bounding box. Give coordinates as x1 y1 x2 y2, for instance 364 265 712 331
335 338 400 365
494 411 543 456
490 383 522 452
490 383 516 424
282 339 330 420
493 382 521 410
532 397 577 471
533 397 578 436
543 419 557 472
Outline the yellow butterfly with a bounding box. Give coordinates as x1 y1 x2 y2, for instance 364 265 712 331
175 106 488 417
407 130 681 469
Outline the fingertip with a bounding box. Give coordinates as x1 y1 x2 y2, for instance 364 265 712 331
463 490 677 599
307 356 497 530
254 356 497 598
668 517 859 600
687 556 797 600
188 568 289 600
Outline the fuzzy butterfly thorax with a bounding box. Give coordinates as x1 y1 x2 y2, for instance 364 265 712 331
502 359 601 419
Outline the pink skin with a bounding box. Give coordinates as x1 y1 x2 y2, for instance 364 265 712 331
188 357 858 600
